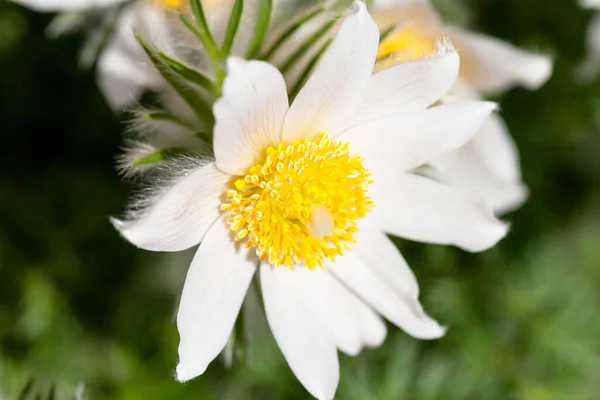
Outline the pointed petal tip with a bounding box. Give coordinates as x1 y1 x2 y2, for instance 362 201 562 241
175 362 207 383
524 53 553 90
434 35 457 55
472 215 510 253
109 216 124 230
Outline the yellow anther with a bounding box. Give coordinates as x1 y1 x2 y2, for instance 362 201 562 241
222 133 373 269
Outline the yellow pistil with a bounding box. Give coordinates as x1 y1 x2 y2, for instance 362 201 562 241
376 29 436 71
221 133 374 270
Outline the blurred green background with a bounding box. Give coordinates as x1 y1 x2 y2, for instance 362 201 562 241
1 0 600 398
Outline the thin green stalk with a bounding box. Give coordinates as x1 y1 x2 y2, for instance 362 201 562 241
222 0 244 56
135 33 214 125
279 19 336 75
131 147 189 166
144 111 197 130
180 14 226 88
157 52 215 92
245 0 273 58
379 25 397 43
260 6 325 61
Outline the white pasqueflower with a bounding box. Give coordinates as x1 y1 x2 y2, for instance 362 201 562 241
9 0 233 109
578 0 600 80
113 2 506 399
371 0 553 213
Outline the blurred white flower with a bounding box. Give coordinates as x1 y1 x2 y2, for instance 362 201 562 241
113 3 506 399
578 0 600 81
371 0 553 213
9 0 234 109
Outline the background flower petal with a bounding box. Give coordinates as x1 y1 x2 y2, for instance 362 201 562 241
450 27 553 94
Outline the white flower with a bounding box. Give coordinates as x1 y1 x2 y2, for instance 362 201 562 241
113 2 506 399
371 0 553 213
9 0 233 109
578 0 600 80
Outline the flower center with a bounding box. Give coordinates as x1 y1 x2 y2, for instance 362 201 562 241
151 0 184 8
376 29 435 71
221 133 374 270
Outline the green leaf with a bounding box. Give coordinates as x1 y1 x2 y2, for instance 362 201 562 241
245 0 273 59
143 111 197 130
222 0 244 56
157 51 215 92
279 19 336 75
135 33 214 126
179 14 225 87
193 131 212 145
18 378 34 400
289 38 333 102
260 6 325 61
47 384 56 400
130 147 190 167
188 0 222 62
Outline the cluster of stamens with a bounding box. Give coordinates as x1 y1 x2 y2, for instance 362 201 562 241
220 133 374 270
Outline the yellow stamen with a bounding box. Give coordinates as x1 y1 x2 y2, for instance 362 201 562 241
151 0 184 8
222 133 374 270
376 29 436 71
150 0 223 9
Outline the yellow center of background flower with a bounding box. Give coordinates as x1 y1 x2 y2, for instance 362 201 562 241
376 29 436 71
150 0 223 9
221 133 373 270
151 0 184 8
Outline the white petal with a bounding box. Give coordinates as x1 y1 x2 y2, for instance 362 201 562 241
353 295 387 348
343 41 458 129
322 272 387 355
580 0 600 8
261 264 339 400
451 28 553 94
282 1 379 142
341 101 496 175
577 12 600 81
214 58 289 175
328 252 445 340
353 222 419 298
97 3 169 109
98 47 144 110
468 113 522 183
176 218 256 381
430 148 529 214
11 0 123 11
372 172 508 252
373 0 429 6
112 162 229 252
